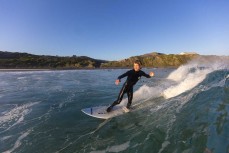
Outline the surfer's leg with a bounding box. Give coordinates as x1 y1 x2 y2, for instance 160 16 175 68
114 82 127 105
107 83 127 112
126 87 133 109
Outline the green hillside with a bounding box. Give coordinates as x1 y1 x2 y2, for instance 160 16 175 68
0 51 107 69
101 52 199 68
0 51 199 69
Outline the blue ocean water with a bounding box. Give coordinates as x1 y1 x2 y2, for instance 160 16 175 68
0 58 229 153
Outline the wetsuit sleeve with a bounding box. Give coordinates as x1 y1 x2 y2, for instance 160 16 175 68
117 70 130 80
141 71 151 78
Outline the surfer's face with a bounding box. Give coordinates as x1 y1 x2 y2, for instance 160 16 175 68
134 63 140 71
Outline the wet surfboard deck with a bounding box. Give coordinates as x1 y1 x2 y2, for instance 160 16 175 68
81 105 130 119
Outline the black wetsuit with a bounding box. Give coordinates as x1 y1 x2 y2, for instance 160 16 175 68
108 69 151 111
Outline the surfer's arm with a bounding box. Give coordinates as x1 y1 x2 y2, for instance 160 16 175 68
117 70 130 80
142 71 154 78
115 71 130 85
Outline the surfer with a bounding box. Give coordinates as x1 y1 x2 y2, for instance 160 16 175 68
107 60 154 112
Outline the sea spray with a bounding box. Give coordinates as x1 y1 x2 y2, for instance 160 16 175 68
132 85 163 103
163 56 229 99
163 68 211 99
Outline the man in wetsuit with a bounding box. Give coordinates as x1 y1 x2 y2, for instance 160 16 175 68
107 60 154 112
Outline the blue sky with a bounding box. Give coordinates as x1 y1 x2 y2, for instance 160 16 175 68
0 0 229 60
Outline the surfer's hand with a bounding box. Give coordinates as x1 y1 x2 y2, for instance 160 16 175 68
149 72 154 77
115 79 120 85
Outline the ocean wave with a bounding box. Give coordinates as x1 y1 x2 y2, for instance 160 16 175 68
163 57 229 99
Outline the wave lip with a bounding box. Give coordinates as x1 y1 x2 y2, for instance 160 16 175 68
163 56 229 99
163 68 210 99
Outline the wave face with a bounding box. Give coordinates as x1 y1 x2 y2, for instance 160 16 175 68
0 56 229 153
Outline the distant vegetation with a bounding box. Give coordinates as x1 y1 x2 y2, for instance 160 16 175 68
0 51 199 69
0 51 107 69
101 52 199 68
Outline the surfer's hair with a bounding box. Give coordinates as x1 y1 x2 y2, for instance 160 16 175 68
134 60 142 66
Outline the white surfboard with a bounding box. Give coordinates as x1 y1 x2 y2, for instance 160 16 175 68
81 104 130 119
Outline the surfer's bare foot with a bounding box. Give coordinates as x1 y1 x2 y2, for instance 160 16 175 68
123 107 130 112
106 106 112 112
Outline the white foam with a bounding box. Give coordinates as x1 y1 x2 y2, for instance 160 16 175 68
90 141 130 153
0 135 13 141
163 69 211 99
167 65 191 82
17 77 27 80
0 102 40 130
158 141 170 153
3 129 31 153
10 109 30 127
133 85 163 103
108 141 130 152
163 56 229 99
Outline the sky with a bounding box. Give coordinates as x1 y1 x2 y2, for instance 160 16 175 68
0 0 229 60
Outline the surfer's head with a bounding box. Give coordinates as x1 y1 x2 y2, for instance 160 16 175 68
134 60 141 71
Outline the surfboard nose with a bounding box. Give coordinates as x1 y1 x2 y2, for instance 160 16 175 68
81 108 93 115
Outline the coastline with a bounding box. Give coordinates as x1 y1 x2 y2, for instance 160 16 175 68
0 69 51 72
0 67 175 72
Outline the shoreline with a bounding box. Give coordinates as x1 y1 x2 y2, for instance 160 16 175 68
0 69 51 72
0 67 176 72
